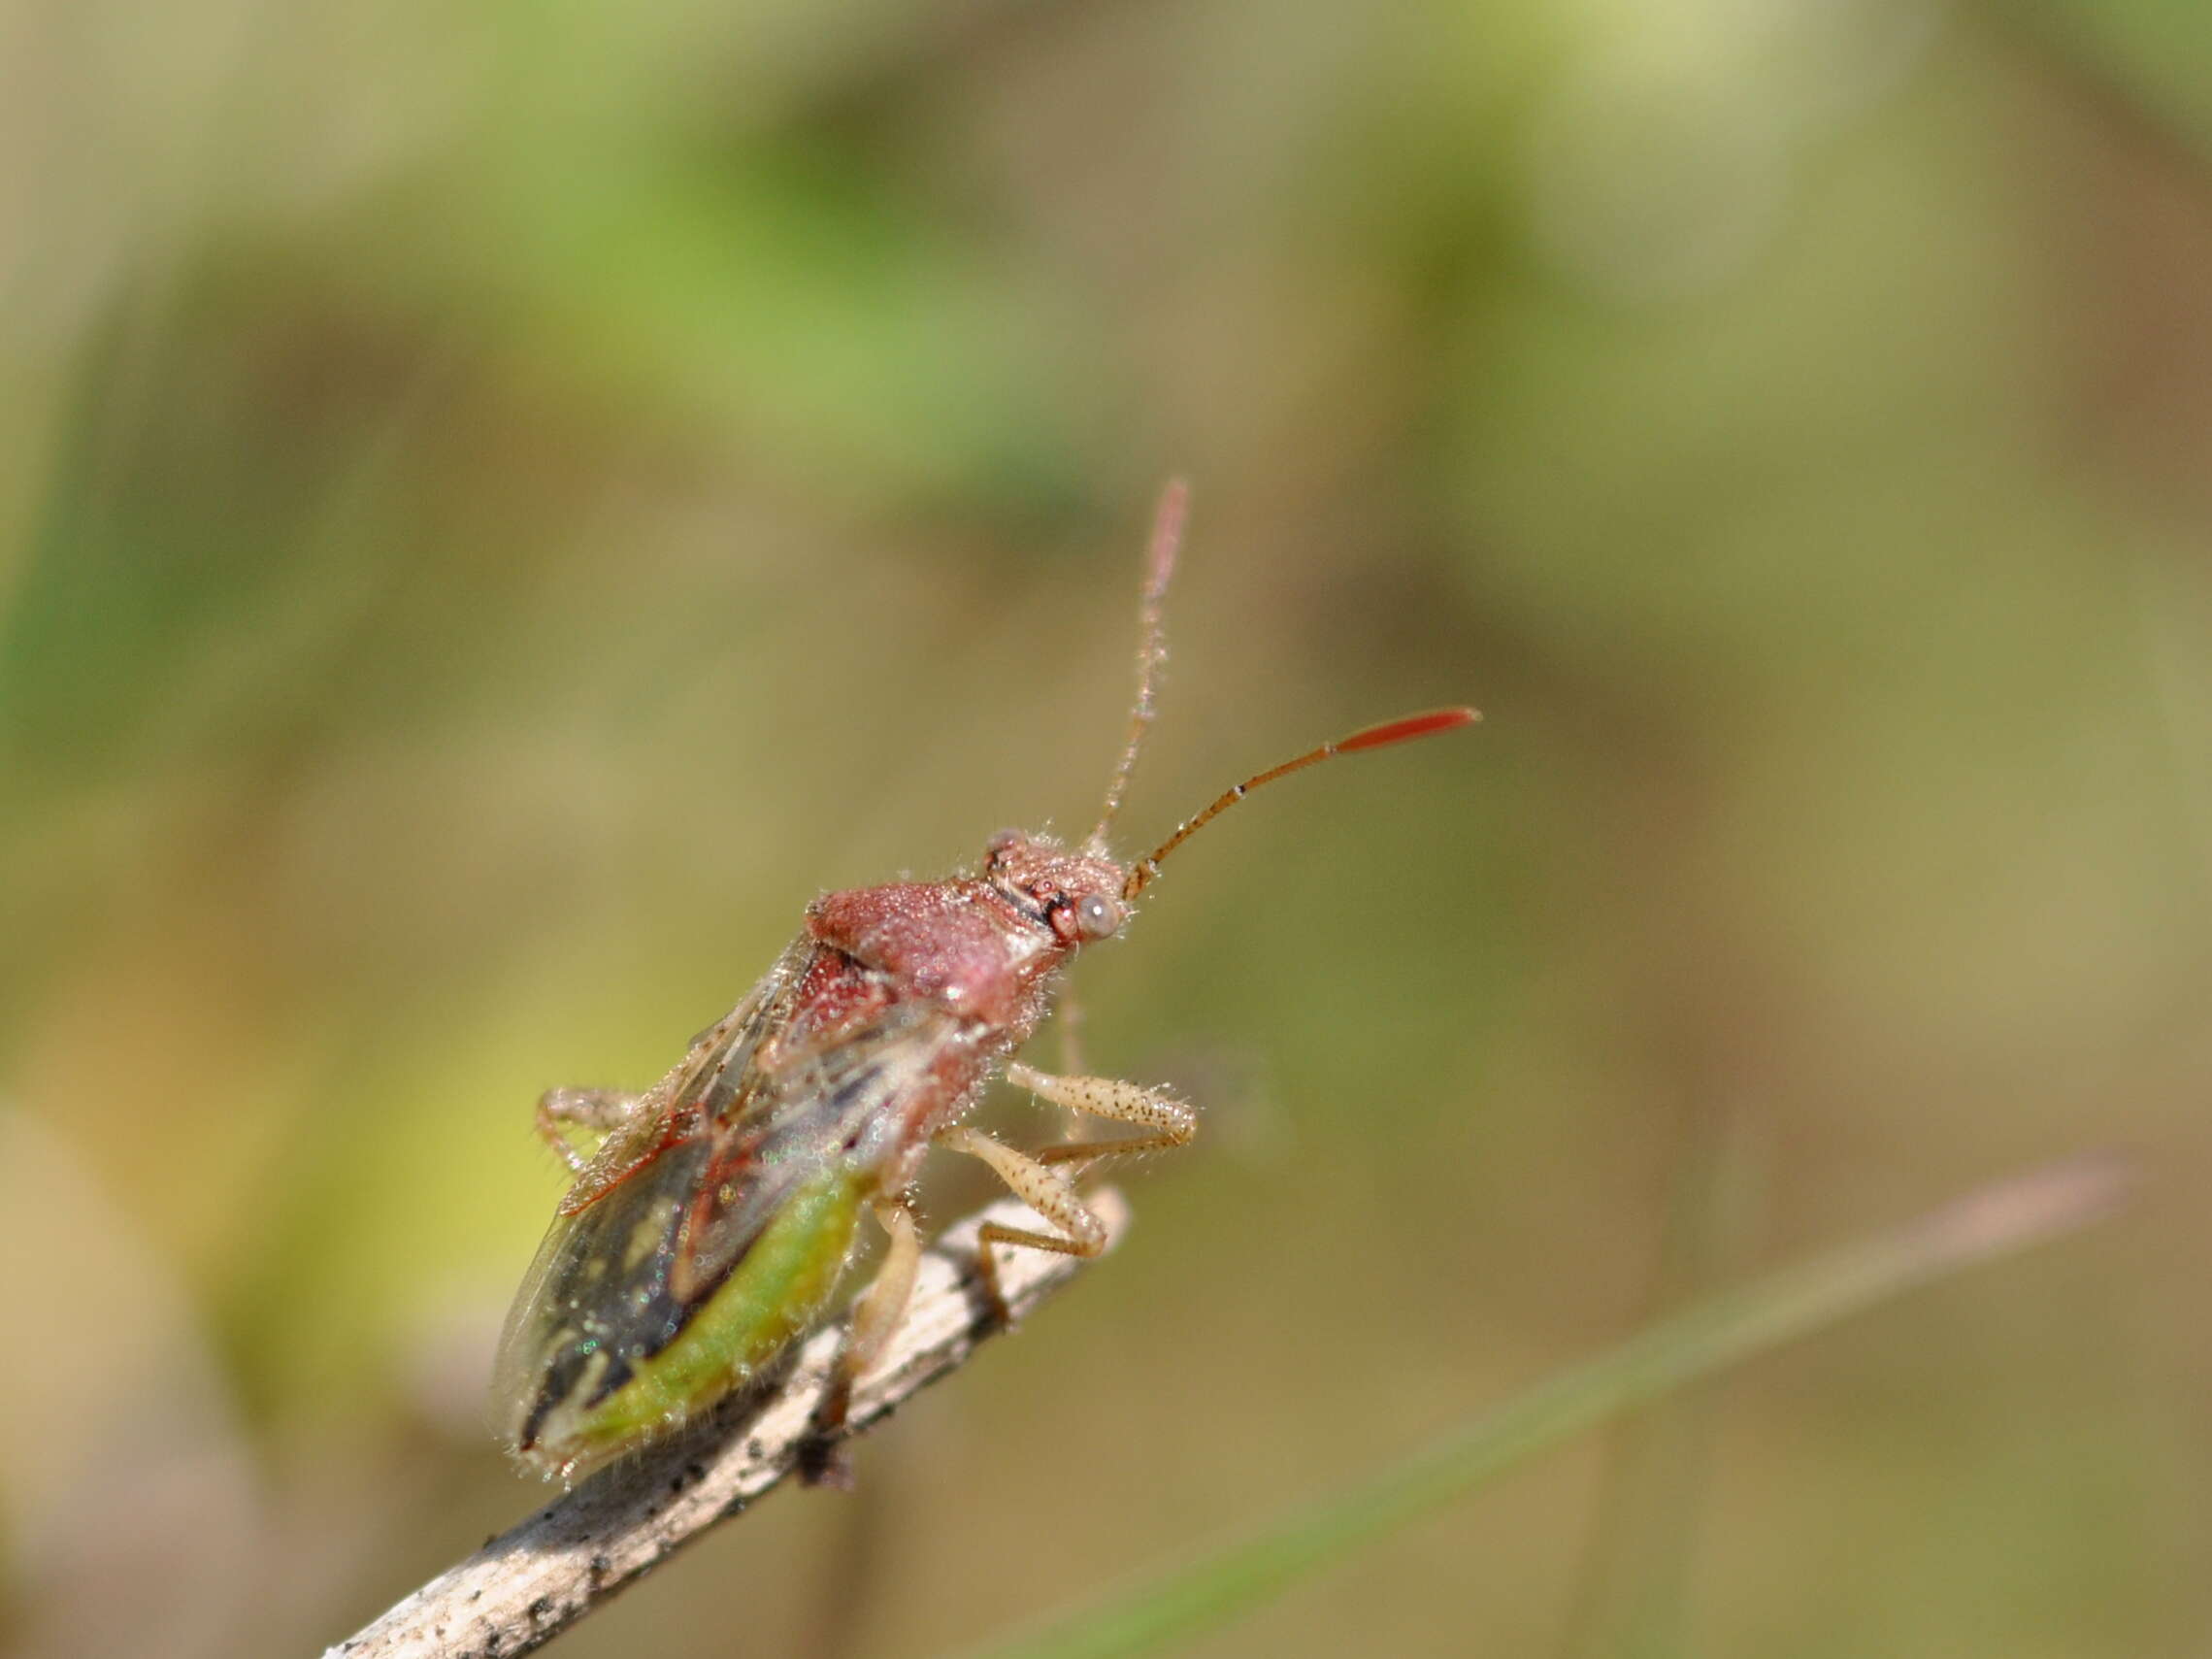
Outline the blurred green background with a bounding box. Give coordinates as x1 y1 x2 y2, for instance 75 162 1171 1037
3 1 2208 1654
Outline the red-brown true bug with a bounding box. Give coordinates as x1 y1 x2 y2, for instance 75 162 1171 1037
492 482 1477 1480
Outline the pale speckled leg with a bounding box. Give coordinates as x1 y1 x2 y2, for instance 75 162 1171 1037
935 1126 1110 1320
1004 1063 1197 1167
803 1198 921 1487
1054 985 1089 1093
533 1087 645 1174
942 1066 1195 1314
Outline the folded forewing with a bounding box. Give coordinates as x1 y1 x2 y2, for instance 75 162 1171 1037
671 994 961 1301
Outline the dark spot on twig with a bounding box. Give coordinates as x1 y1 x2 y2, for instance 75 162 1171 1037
796 1433 850 1488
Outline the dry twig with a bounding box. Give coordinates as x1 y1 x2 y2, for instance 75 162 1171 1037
325 1191 1131 1659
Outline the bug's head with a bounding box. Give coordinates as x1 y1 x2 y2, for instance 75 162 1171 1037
983 831 1130 946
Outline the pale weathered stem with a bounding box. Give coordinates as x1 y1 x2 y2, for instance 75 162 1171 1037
324 1191 1132 1659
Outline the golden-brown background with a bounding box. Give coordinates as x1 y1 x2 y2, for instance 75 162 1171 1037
2 2 2206 1654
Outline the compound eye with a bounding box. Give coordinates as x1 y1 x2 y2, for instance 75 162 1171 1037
1074 892 1123 941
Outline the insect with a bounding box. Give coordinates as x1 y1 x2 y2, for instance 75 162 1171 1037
492 481 1477 1482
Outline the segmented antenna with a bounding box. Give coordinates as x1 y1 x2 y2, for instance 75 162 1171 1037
1121 706 1480 900
1088 479 1188 851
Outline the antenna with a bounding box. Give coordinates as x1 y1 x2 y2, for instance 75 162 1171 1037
1089 479 1188 851
1121 707 1480 900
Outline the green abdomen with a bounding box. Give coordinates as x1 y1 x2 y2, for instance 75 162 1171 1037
519 1167 866 1478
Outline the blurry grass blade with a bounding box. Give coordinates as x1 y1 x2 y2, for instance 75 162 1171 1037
957 1157 2133 1659
1561 1102 1764 1659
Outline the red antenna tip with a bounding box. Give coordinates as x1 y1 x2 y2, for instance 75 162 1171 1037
1146 479 1189 593
1335 706 1482 754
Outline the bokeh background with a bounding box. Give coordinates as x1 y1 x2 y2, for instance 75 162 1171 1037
4 1 2210 1654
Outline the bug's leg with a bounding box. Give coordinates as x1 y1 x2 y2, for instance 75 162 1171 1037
533 1087 644 1174
1004 1062 1198 1169
1048 988 1098 1151
1055 983 1089 1079
935 1126 1117 1321
803 1198 922 1487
